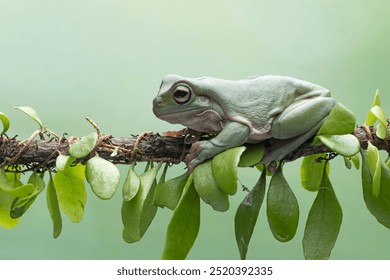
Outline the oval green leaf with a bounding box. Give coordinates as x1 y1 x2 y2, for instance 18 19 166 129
0 170 32 228
86 156 120 200
0 170 34 196
364 91 387 139
69 132 98 159
122 164 140 202
212 146 246 195
14 106 44 128
122 164 161 243
161 178 200 260
370 106 387 140
0 112 10 135
317 103 356 136
56 155 85 180
302 168 343 260
316 134 360 157
371 105 387 128
365 90 382 126
351 154 360 169
46 173 62 238
235 169 266 260
300 153 328 192
54 169 86 223
10 172 45 218
55 154 69 171
267 165 299 242
239 144 265 167
361 149 390 228
193 160 229 212
4 170 23 188
153 172 189 210
0 189 21 228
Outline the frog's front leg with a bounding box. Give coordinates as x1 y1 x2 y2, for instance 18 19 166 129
185 122 250 172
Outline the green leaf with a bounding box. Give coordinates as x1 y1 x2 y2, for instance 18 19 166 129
235 169 266 260
56 155 85 179
212 146 246 195
370 105 387 128
85 156 120 200
267 165 299 242
46 173 62 238
344 157 352 169
193 160 229 212
69 132 98 159
153 172 189 210
14 106 44 128
55 154 69 171
302 167 343 260
0 170 33 228
300 153 328 192
161 178 200 260
316 134 360 157
0 169 11 188
238 144 265 167
0 170 34 196
343 155 360 170
371 106 388 140
0 112 10 135
122 163 140 202
54 160 86 223
122 164 161 243
351 154 360 169
365 142 381 196
0 189 21 228
317 103 356 136
361 150 390 228
4 170 23 188
365 89 381 125
10 172 45 218
365 90 387 140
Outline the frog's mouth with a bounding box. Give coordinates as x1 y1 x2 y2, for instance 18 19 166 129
155 108 208 125
155 109 224 134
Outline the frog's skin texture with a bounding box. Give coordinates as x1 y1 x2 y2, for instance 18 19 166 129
153 74 336 172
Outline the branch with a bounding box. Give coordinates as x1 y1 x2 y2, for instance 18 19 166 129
284 125 390 161
0 133 186 172
1 125 389 172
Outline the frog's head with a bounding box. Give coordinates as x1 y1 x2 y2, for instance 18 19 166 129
153 74 224 133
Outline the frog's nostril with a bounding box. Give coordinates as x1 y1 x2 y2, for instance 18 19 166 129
153 97 163 108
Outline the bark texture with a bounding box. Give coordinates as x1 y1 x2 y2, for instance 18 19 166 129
0 125 389 172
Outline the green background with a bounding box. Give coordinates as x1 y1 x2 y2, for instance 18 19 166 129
1 0 389 259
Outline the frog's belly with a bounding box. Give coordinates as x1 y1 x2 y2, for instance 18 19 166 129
246 130 272 143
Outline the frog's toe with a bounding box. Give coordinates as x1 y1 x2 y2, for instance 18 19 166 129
186 158 201 173
185 141 215 172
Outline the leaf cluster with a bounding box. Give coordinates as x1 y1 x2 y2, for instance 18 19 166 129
0 108 120 238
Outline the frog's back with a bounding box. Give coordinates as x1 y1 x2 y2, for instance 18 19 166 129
205 75 330 139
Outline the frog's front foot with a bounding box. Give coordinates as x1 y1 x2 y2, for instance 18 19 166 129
184 141 218 173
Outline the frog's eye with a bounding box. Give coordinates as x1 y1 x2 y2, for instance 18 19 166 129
173 85 192 104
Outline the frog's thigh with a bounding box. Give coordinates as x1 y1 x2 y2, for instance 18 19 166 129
271 97 335 139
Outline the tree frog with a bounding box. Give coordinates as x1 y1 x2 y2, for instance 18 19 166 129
153 74 336 172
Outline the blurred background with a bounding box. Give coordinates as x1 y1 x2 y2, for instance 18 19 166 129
0 0 389 259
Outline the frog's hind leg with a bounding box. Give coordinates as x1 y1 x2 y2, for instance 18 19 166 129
260 120 324 164
270 97 335 139
261 97 336 163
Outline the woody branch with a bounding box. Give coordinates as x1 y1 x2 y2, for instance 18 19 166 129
0 125 389 172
